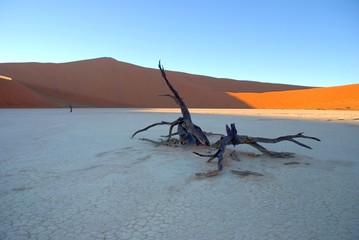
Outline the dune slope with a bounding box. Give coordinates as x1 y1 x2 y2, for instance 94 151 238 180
227 84 359 110
0 58 309 108
0 80 56 108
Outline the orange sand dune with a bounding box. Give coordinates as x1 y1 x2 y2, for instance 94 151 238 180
227 84 359 110
0 57 309 108
0 80 56 107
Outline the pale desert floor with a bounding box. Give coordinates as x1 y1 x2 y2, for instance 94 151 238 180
1 108 358 240
133 108 359 123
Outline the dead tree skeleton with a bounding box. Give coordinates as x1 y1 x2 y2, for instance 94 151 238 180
132 62 209 146
194 124 320 177
132 62 321 177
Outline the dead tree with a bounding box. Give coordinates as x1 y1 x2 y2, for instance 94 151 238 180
194 124 320 177
132 61 209 146
132 62 320 177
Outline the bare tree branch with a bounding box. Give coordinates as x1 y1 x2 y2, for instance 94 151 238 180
194 123 320 174
132 61 321 177
132 62 209 146
132 119 182 139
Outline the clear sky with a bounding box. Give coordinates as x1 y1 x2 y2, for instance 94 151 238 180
1 0 358 87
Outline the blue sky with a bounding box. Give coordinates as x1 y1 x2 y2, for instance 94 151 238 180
1 0 358 87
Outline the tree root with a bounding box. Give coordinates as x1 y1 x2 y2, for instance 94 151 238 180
231 170 264 177
131 61 321 177
195 170 220 177
139 137 181 147
132 62 209 146
194 123 320 174
232 132 321 149
195 169 264 178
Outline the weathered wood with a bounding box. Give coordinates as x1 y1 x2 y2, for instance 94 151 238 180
195 170 220 177
158 62 191 121
231 170 264 177
232 132 320 149
131 118 182 139
194 123 238 174
132 62 321 177
194 123 320 174
139 137 181 147
132 62 209 146
158 62 209 146
284 161 301 165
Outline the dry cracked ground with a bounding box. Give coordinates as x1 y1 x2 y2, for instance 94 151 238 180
1 109 358 240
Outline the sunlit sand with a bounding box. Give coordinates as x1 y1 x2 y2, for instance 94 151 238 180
132 108 359 123
0 75 12 81
227 84 359 110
